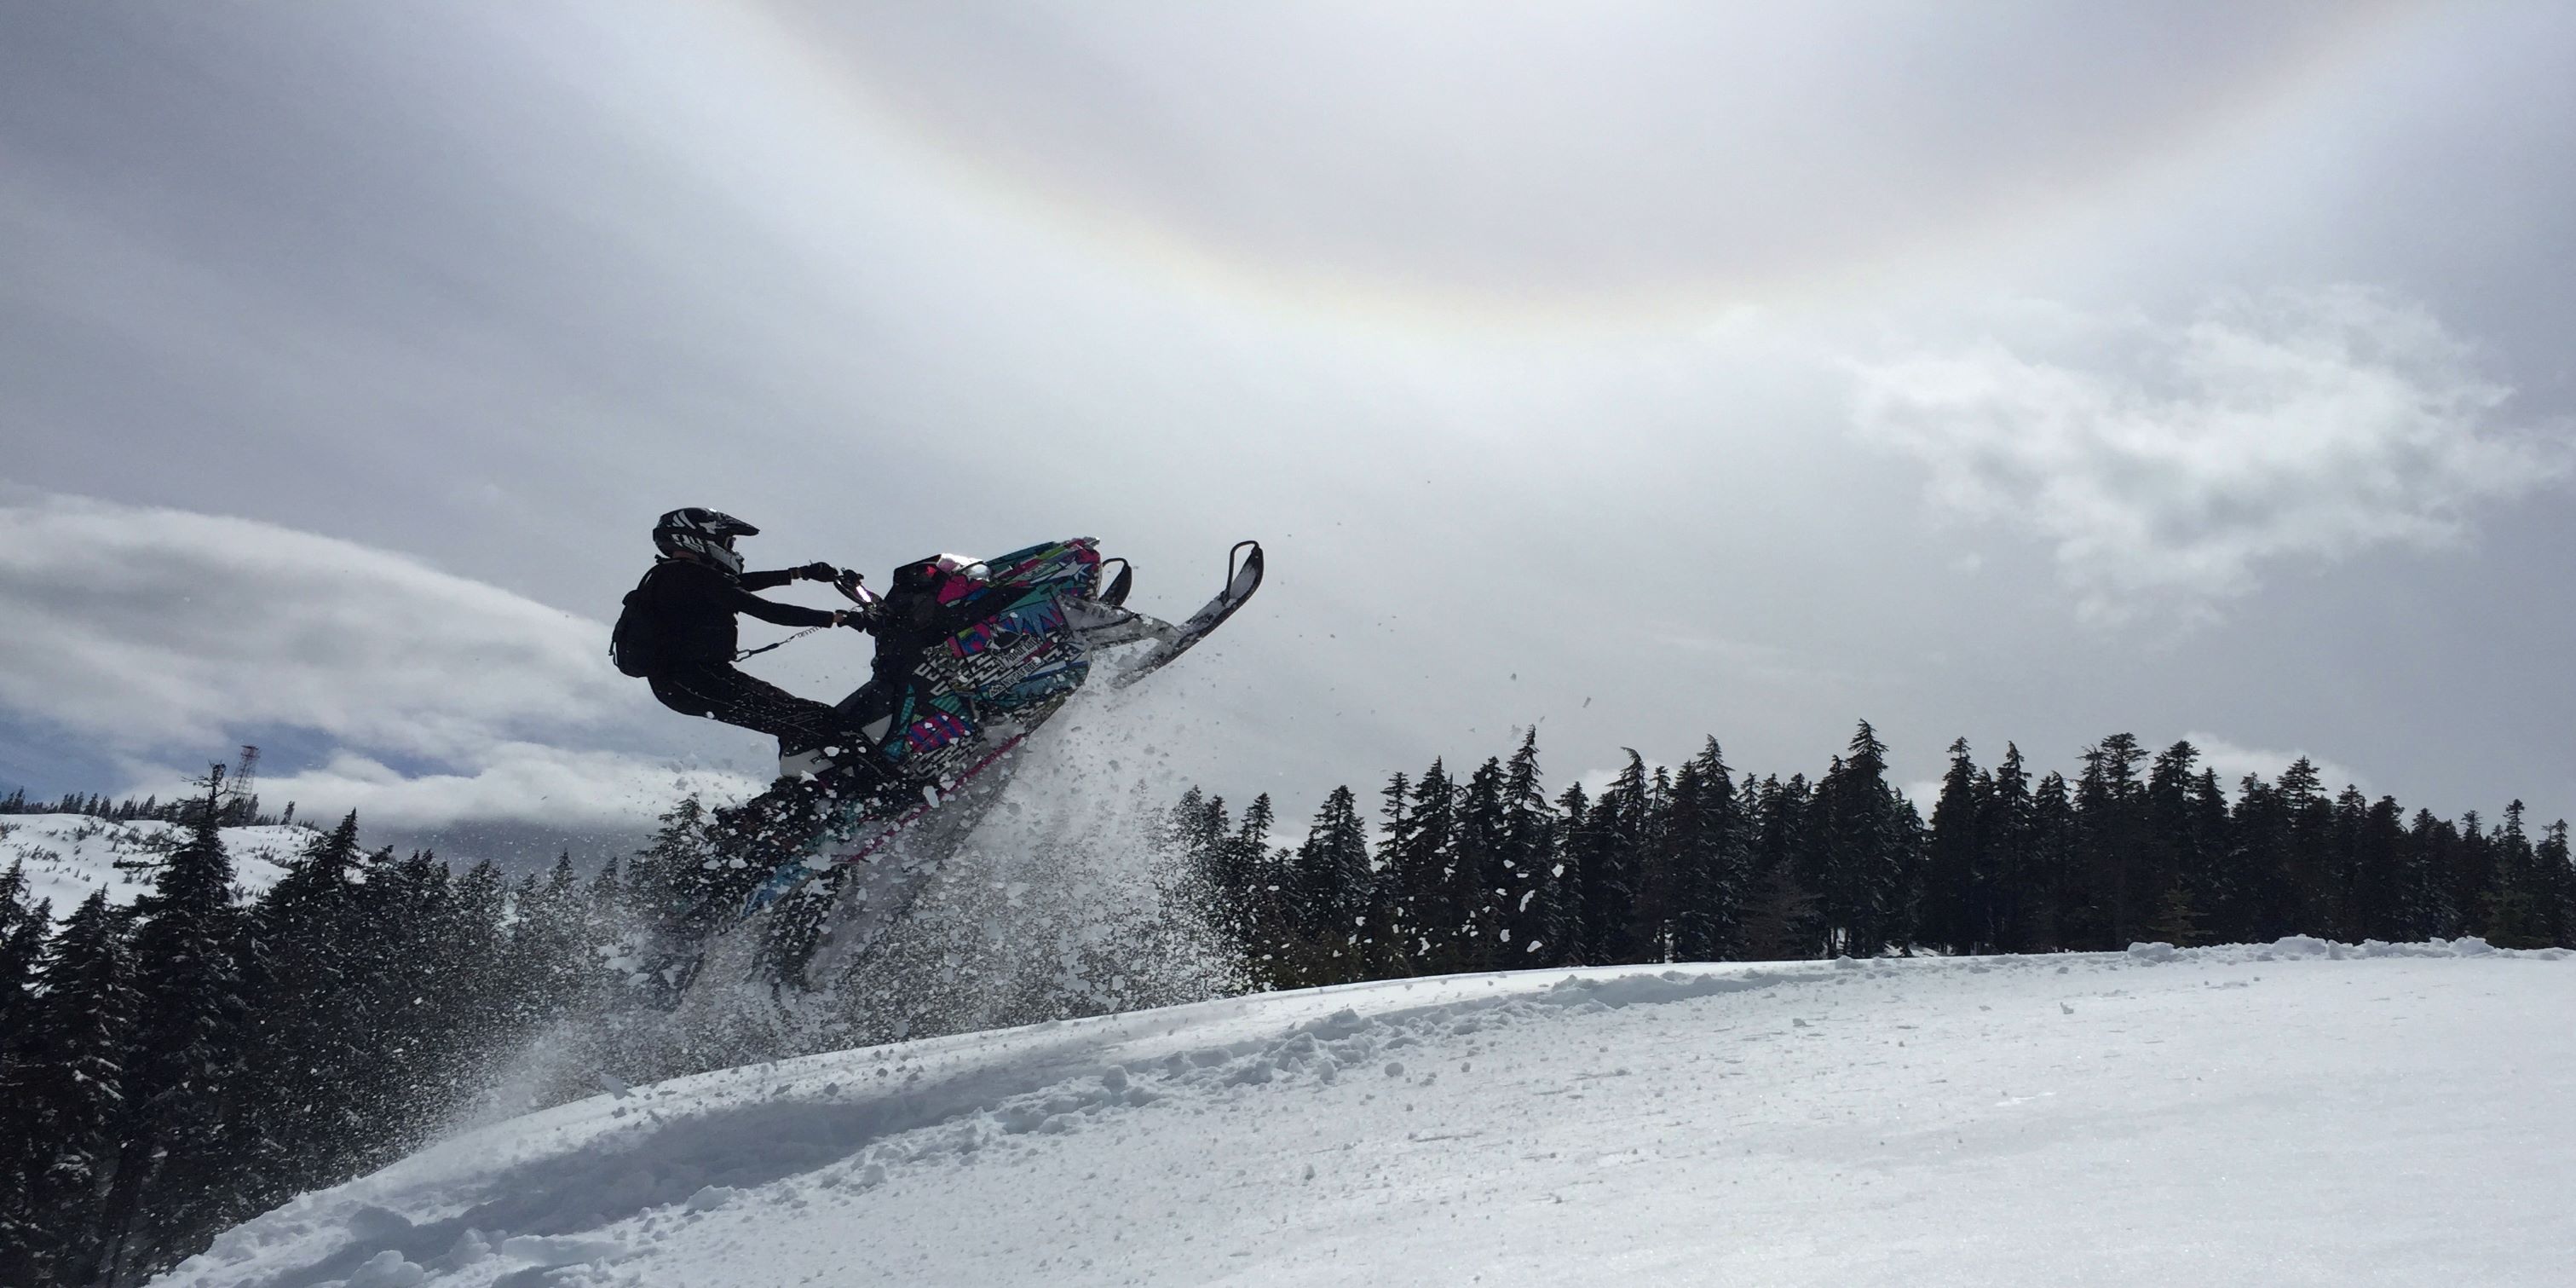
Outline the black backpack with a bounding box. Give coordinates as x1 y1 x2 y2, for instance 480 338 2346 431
609 566 668 678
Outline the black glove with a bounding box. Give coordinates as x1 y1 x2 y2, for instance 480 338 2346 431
837 607 873 632
798 562 838 581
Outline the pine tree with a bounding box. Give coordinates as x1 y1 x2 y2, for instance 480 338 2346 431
2313 784 2363 942
348 848 464 1157
1230 794 1285 974
2144 875 2204 947
2486 801 2552 948
1547 780 1597 967
2138 742 2218 948
1166 786 1210 873
1291 786 1373 950
2068 734 2148 950
1359 772 1412 973
1807 750 1854 953
2181 768 2238 944
2026 771 2078 950
2400 809 2459 940
7 891 137 1286
1450 759 1509 971
440 858 514 1077
2541 820 2575 949
504 854 594 1037
2273 757 2333 938
1807 723 1920 956
1495 731 1561 966
589 856 627 939
1921 739 1985 955
1386 761 1459 972
238 811 373 1205
0 863 52 1282
627 795 713 943
1632 764 1679 960
1740 775 1818 961
1661 739 1743 962
1977 748 2037 952
0 860 43 1086
1166 788 1248 951
1578 752 1651 963
2448 809 2494 941
2337 792 2409 943
99 768 251 1285
579 855 639 1005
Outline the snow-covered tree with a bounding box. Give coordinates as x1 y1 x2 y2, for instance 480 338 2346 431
1291 785 1371 945
1496 731 1562 966
237 813 374 1203
99 770 252 1284
4 890 135 1286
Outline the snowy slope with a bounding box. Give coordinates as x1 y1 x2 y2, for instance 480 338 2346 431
0 814 303 915
164 938 2575 1288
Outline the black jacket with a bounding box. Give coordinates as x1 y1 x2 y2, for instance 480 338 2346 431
626 559 838 668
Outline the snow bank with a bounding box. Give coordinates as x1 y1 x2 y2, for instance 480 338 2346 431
0 814 302 915
2128 934 2564 964
161 938 2576 1287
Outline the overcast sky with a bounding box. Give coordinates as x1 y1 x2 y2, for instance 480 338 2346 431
6 1 2574 863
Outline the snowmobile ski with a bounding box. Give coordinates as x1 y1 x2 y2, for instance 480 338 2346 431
1107 540 1263 689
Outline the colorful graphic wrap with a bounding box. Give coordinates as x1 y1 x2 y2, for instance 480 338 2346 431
873 539 1102 788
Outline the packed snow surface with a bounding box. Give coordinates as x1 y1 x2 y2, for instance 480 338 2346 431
0 814 301 915
166 938 2574 1287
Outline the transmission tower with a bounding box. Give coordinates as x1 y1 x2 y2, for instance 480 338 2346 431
228 743 260 823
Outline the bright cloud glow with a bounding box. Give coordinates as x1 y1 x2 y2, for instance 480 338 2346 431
1851 287 2571 624
2184 731 2366 796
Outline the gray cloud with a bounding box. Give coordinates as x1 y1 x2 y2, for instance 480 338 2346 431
0 489 757 831
0 491 631 757
1851 287 2570 624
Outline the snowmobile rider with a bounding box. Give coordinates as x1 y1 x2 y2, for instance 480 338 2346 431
616 508 874 757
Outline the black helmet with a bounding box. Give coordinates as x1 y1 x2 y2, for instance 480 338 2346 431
654 508 758 576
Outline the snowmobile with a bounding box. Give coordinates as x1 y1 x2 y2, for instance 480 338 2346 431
670 536 1262 993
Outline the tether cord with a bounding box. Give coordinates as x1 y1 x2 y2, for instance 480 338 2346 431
735 625 825 662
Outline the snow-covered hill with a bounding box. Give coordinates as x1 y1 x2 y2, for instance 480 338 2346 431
162 938 2574 1288
0 814 305 915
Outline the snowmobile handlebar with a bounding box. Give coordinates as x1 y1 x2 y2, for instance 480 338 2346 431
830 568 879 608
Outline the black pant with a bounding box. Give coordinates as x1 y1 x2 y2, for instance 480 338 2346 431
649 662 854 753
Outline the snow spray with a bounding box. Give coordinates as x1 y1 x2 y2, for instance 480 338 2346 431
800 681 1248 1048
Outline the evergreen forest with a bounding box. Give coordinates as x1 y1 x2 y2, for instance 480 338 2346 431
3 723 2572 1285
1175 725 2576 992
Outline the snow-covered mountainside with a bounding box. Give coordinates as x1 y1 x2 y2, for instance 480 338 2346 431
0 814 304 915
163 938 2574 1288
